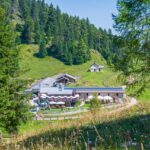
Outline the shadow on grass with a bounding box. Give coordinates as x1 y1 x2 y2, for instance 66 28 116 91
33 50 70 66
33 47 89 66
17 113 150 150
33 52 40 58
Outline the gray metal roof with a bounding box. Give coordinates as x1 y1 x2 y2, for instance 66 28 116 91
90 62 104 69
30 74 77 91
31 77 56 90
65 87 124 93
54 73 77 80
40 87 73 95
40 77 56 87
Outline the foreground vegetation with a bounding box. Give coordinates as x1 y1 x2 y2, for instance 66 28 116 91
1 103 150 149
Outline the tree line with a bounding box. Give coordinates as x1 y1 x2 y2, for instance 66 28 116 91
1 0 123 65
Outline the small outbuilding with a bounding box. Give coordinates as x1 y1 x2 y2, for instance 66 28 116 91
89 62 104 72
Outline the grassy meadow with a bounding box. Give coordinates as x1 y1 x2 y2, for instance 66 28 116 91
18 44 121 87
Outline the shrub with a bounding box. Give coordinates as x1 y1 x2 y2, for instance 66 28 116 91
90 98 101 110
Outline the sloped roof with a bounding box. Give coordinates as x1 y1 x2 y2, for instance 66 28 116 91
40 87 73 95
90 62 104 69
29 73 77 91
56 76 70 82
65 87 124 93
31 77 56 90
55 73 77 80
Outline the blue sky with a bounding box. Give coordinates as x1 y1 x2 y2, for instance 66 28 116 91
45 0 118 34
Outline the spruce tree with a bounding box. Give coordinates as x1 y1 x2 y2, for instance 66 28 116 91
34 22 41 44
46 3 57 36
67 51 73 65
0 7 30 134
114 0 150 94
39 40 47 58
64 43 69 62
21 16 34 43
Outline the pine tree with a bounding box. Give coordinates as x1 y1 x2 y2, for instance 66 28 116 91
18 0 30 19
39 40 47 58
86 18 93 48
21 16 34 43
46 3 57 36
56 5 62 35
64 43 69 62
67 51 73 65
31 0 38 22
0 7 30 134
39 0 47 27
34 22 41 44
114 0 150 94
74 38 89 64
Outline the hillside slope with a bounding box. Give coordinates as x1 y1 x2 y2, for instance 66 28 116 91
19 44 120 87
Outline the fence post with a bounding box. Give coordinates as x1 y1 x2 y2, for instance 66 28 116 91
141 143 144 150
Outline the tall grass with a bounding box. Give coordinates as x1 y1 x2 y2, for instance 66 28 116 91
1 103 150 150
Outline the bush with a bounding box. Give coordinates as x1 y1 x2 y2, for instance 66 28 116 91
90 98 101 110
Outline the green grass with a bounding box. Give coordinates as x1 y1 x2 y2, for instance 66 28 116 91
83 103 91 108
137 89 150 102
18 44 121 87
39 107 83 114
126 86 150 103
18 120 52 135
